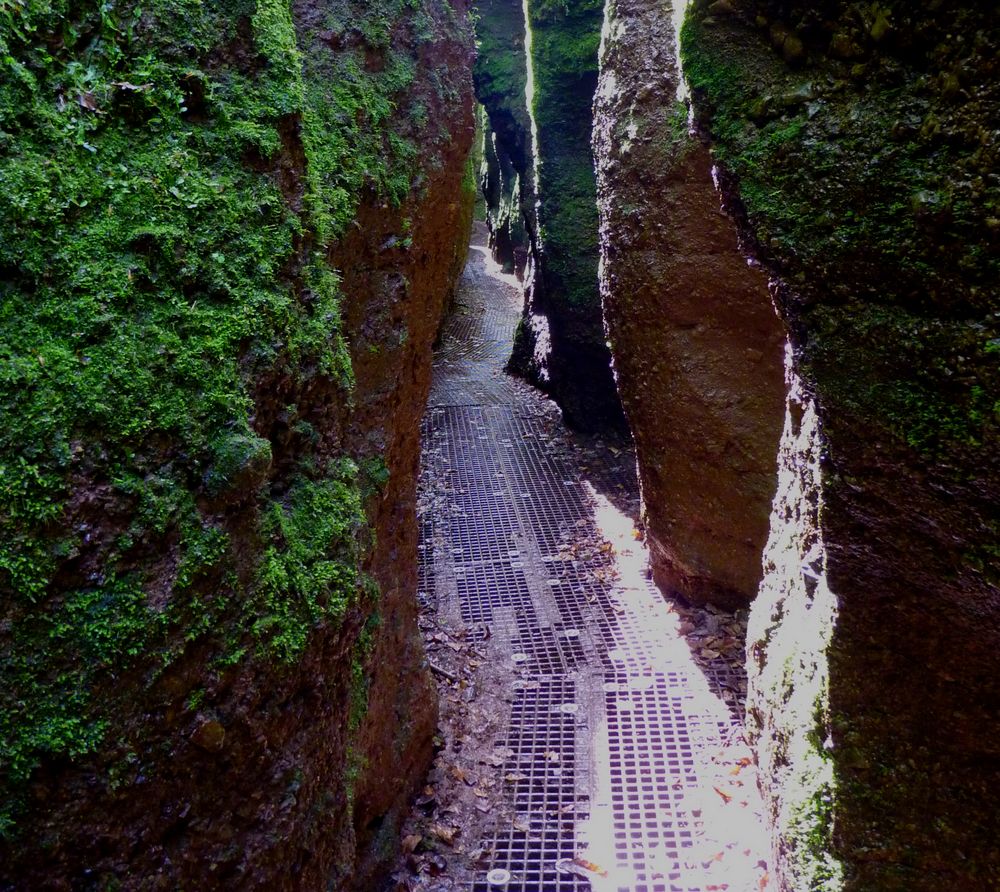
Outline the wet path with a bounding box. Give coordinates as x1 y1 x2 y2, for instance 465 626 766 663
400 225 769 892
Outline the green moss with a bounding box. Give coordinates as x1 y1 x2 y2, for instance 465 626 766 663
0 574 168 835
252 467 366 663
523 0 604 311
0 0 439 837
473 0 532 261
473 0 529 120
680 6 999 463
686 4 1000 886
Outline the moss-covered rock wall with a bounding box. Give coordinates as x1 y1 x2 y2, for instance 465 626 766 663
472 0 624 431
679 1 1000 888
514 0 625 431
0 0 474 886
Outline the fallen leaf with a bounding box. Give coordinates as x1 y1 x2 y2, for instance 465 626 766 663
401 834 422 854
713 786 734 804
77 91 100 112
571 859 607 878
430 823 459 845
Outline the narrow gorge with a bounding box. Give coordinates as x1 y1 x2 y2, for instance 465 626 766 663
1 1 997 891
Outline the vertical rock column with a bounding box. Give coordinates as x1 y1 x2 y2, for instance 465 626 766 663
511 0 626 432
593 0 786 610
473 0 534 275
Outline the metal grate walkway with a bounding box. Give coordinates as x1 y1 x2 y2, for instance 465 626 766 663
407 225 769 892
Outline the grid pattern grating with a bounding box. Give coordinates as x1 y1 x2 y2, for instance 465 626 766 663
473 679 590 892
414 225 764 892
455 561 535 626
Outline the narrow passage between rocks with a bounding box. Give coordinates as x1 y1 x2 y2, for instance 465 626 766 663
395 225 770 892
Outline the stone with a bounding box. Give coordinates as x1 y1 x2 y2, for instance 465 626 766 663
500 0 627 433
0 2 476 889
682 2 1000 888
594 0 786 611
191 719 226 754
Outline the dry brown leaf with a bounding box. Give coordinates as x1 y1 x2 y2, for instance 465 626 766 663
713 786 734 804
430 823 459 845
572 857 609 877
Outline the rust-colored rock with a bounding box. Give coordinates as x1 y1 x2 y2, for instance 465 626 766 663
190 718 226 754
0 2 475 890
594 0 786 610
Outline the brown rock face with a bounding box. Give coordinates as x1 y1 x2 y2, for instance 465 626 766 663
0 1 474 889
335 138 475 888
593 0 786 610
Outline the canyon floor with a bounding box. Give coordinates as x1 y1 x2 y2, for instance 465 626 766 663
391 227 772 892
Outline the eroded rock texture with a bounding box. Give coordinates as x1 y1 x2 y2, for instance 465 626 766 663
594 0 786 611
679 1 1000 888
0 1 473 888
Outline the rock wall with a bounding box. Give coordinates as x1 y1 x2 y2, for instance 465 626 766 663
516 0 625 431
473 0 533 275
473 0 625 432
594 0 786 611
0 0 473 888
678 1 1000 889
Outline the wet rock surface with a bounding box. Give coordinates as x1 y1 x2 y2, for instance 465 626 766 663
593 0 786 611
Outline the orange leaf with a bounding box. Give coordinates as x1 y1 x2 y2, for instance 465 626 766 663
572 858 609 878
713 786 734 804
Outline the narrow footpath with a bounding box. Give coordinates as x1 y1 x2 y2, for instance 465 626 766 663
394 226 770 892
